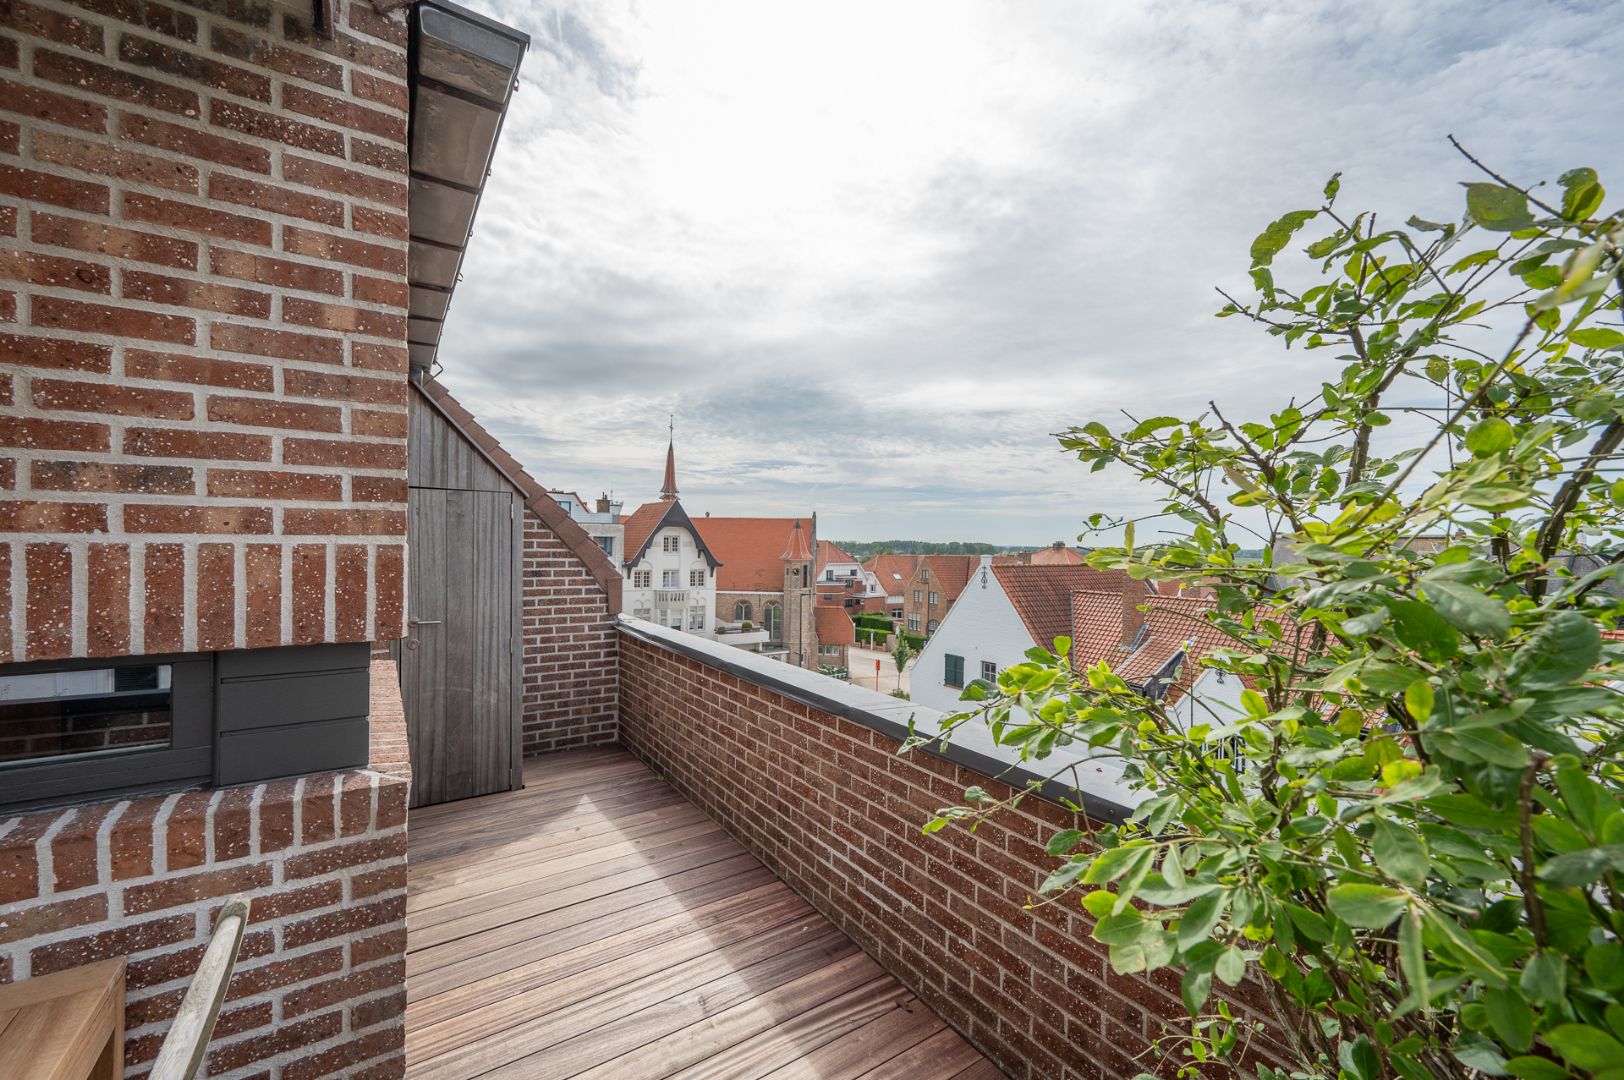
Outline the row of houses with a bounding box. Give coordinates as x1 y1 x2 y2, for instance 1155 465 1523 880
910 556 1242 727
546 437 860 669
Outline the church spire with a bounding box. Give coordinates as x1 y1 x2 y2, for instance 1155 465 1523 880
660 415 678 501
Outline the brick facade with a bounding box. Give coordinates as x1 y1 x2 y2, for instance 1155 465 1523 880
0 659 412 1079
618 631 1285 1080
520 514 616 754
1 0 412 664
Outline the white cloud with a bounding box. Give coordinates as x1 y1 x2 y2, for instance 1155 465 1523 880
437 0 1624 545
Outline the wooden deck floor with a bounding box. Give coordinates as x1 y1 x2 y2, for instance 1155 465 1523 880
404 746 999 1080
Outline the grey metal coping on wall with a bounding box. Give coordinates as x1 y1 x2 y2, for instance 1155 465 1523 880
616 615 1136 825
406 0 530 372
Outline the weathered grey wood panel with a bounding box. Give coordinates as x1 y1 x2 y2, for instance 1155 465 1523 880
403 485 516 807
408 392 513 493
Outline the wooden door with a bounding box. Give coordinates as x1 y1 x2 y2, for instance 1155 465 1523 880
399 485 521 807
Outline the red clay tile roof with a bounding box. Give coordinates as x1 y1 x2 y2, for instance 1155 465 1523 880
781 521 814 562
1072 589 1259 704
1027 544 1085 566
864 554 921 595
621 499 720 570
916 554 981 602
621 501 673 568
814 605 856 648
991 563 1143 653
415 378 621 612
815 539 858 575
694 517 814 592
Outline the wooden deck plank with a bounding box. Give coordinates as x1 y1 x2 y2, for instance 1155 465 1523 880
405 746 996 1079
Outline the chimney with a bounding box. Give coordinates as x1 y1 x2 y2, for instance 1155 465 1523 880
1119 580 1148 651
596 492 611 514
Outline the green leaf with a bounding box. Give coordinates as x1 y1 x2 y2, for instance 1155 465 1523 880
1428 727 1530 769
1505 1058 1571 1080
1384 599 1459 662
1398 906 1431 1014
1522 951 1569 1007
1544 1024 1624 1072
1409 214 1454 233
1537 845 1624 888
1178 890 1228 950
1558 167 1605 222
1250 209 1317 268
1373 819 1430 887
1466 417 1515 456
1569 327 1624 350
1508 611 1602 690
1326 883 1407 928
1483 985 1535 1053
1040 858 1088 893
1405 680 1435 723
1045 828 1085 857
1215 946 1246 986
1323 172 1342 202
1422 581 1512 639
1465 183 1535 232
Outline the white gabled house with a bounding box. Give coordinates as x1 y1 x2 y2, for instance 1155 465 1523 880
912 557 1144 714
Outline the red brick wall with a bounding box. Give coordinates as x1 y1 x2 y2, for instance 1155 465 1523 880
0 0 411 664
619 631 1284 1080
521 513 616 755
0 660 412 1079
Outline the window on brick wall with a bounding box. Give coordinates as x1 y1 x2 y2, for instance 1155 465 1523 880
929 591 939 605
908 614 921 632
913 590 922 603
0 645 367 812
735 601 753 622
944 654 964 687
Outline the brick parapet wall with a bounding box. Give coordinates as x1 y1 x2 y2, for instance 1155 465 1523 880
0 660 414 1078
520 513 616 754
618 629 1285 1080
0 0 412 664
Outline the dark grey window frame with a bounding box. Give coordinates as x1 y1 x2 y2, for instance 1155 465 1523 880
0 651 214 810
0 643 371 814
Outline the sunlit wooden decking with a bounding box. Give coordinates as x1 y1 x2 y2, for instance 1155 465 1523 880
404 746 999 1080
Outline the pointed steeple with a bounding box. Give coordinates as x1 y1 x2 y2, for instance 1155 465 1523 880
660 415 678 501
780 519 813 563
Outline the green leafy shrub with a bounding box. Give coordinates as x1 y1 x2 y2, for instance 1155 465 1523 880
917 154 1624 1079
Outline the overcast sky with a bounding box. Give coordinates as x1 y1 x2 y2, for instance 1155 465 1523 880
434 0 1623 547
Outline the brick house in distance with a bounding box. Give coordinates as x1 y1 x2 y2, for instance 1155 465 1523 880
900 553 979 636
0 0 616 1074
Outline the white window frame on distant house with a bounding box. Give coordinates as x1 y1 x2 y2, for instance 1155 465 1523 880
764 603 782 641
928 591 938 606
907 614 921 633
922 569 930 582
927 619 939 633
689 568 706 587
913 590 922 604
633 570 651 588
981 660 997 683
663 535 679 553
662 569 680 588
688 607 706 631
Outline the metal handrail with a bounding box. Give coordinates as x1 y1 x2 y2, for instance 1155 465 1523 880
149 894 252 1080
